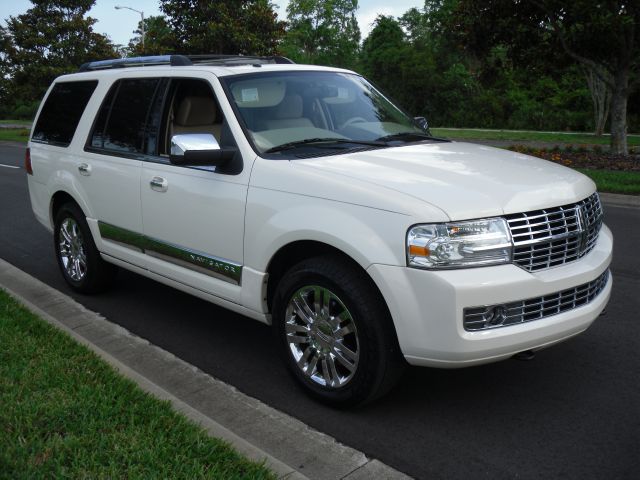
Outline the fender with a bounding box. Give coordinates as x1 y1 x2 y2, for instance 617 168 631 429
244 186 412 273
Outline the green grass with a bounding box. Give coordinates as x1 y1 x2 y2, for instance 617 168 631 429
0 128 30 142
431 128 640 147
0 119 32 126
576 169 640 195
0 289 276 480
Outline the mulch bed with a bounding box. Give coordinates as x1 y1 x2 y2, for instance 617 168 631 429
508 145 640 171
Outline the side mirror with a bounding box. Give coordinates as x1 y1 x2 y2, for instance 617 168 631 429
169 133 235 166
414 116 429 133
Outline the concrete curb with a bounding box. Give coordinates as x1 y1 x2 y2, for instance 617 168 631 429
600 192 640 209
0 258 411 480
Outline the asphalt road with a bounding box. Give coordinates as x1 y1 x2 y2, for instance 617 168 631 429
1 143 639 479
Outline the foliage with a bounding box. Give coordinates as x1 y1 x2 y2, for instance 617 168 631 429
159 0 285 55
0 0 637 148
281 0 360 68
359 5 594 132
361 16 411 102
2 0 116 107
455 0 640 154
128 15 177 56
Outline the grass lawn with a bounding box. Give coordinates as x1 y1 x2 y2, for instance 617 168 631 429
0 128 30 142
576 169 640 195
431 127 640 147
0 289 276 480
0 119 32 126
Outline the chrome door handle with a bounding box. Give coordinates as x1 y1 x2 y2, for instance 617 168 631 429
150 176 168 192
78 163 91 176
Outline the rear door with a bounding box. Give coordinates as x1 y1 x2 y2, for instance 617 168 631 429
81 77 165 267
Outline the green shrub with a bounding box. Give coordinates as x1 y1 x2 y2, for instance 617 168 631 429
11 101 39 120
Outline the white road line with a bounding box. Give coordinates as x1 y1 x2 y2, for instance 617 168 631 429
0 164 20 169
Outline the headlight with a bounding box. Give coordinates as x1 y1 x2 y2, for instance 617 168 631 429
407 218 512 269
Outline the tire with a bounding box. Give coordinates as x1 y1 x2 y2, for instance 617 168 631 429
53 202 117 293
272 255 405 407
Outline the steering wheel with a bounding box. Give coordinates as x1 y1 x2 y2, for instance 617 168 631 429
342 117 367 127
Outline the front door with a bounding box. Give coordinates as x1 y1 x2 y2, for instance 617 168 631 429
141 77 246 303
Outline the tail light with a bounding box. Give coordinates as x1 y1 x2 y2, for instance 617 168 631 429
25 147 33 175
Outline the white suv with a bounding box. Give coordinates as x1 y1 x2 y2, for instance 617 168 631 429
27 55 613 406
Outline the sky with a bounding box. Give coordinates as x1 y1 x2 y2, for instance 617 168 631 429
1 0 424 47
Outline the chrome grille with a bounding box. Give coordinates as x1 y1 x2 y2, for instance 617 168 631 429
464 269 610 331
505 193 603 271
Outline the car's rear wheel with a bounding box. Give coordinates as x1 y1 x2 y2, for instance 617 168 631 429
54 202 117 293
273 255 405 407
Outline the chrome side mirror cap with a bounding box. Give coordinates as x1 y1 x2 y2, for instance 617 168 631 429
170 133 233 166
414 116 429 133
170 133 220 156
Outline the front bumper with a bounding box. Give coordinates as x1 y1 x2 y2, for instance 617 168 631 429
367 224 613 367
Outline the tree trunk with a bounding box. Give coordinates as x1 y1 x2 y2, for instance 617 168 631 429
609 69 629 155
583 66 611 136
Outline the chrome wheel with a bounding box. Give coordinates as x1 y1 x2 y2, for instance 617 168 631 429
285 286 360 388
58 218 87 282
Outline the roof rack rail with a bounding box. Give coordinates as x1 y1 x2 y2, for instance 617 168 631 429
187 54 295 65
78 54 294 72
78 55 191 72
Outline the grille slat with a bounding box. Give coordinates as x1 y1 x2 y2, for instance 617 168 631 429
463 270 610 331
506 193 603 272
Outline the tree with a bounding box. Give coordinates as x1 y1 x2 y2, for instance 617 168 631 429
582 66 611 136
3 0 116 106
0 26 12 116
361 16 414 106
281 0 360 68
159 0 285 55
128 15 177 56
456 0 639 155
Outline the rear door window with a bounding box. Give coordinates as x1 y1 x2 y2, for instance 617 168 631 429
89 78 163 155
32 81 98 147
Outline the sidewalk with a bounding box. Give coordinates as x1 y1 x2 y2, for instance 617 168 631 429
0 257 410 480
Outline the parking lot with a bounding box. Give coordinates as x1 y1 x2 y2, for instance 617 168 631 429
1 142 638 479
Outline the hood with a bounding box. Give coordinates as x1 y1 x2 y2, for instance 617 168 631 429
294 142 595 220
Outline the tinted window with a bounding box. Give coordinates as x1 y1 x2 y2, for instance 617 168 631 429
90 78 161 154
32 81 98 147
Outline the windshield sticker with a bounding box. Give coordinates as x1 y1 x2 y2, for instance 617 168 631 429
241 88 259 102
338 87 349 99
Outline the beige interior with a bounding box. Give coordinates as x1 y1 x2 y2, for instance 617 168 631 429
172 96 221 140
265 94 314 130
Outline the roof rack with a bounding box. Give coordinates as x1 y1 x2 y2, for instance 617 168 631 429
78 54 294 72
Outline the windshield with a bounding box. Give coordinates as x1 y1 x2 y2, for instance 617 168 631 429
221 71 428 155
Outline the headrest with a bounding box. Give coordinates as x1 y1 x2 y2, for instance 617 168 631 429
275 94 303 119
176 96 217 126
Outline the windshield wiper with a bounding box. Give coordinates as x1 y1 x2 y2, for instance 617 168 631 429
265 137 387 154
375 131 444 143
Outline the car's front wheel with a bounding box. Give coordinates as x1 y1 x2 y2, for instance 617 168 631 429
54 202 117 293
273 255 405 407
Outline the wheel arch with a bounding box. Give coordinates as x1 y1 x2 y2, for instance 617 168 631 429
264 240 391 321
50 190 83 228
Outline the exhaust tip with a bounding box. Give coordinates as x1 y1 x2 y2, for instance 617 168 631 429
512 350 535 361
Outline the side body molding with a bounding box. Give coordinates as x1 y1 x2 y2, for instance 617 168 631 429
98 221 242 285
